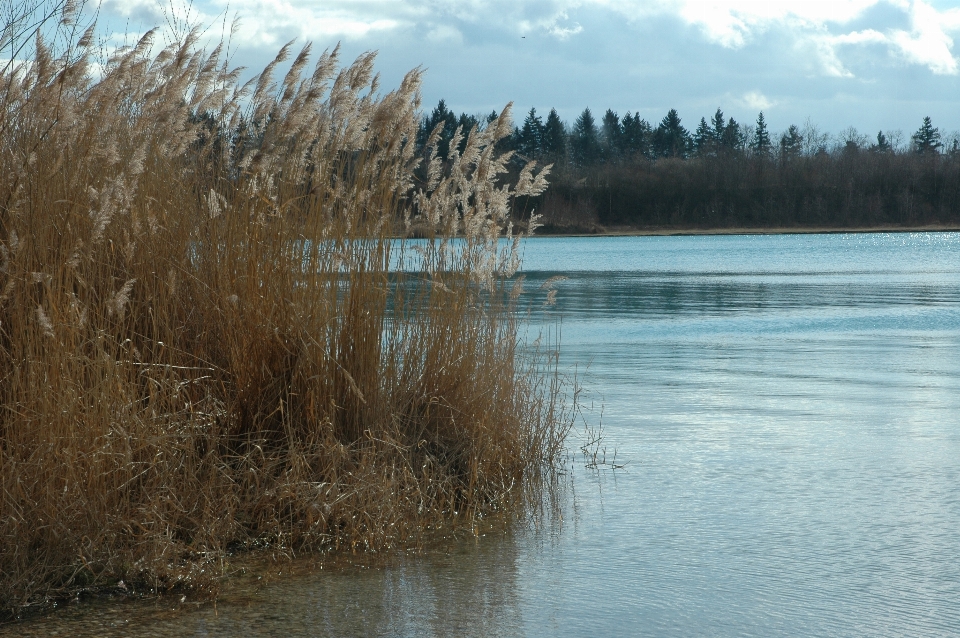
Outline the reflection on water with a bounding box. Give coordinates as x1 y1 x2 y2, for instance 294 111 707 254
7 232 960 637
6 532 530 637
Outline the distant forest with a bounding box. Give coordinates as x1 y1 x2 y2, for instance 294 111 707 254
417 100 960 232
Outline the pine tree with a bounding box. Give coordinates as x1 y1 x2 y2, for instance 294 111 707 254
621 112 652 159
458 112 480 135
710 108 725 153
751 112 771 157
873 130 891 154
518 107 544 158
542 108 567 160
912 116 942 155
571 107 601 166
780 124 803 159
653 109 690 158
721 117 744 152
693 117 712 157
417 99 461 159
601 109 622 162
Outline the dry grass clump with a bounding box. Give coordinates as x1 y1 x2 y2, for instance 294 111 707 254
0 3 566 616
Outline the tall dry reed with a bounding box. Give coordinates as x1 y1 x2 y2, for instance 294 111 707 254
0 3 567 616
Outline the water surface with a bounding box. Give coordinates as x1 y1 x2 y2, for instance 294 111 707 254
10 232 960 636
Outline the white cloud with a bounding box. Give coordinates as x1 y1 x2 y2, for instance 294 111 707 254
91 0 412 49
427 24 463 43
596 0 960 76
548 23 583 39
596 0 884 47
807 33 857 77
740 90 775 111
815 1 960 76
200 0 587 41
99 0 960 76
888 1 958 74
223 0 402 44
100 0 168 23
545 11 583 39
388 0 960 76
832 28 888 46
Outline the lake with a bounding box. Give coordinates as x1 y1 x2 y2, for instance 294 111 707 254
9 232 960 637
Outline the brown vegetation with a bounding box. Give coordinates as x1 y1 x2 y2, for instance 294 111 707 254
0 4 565 617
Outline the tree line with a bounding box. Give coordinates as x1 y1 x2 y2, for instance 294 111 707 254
417 100 960 232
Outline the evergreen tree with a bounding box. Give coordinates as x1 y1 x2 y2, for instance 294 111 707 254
752 112 771 157
653 109 690 158
873 130 891 154
458 112 480 136
693 117 712 157
721 117 744 152
571 107 601 166
417 99 460 159
621 112 652 159
451 113 480 155
710 108 726 152
601 109 622 161
542 108 567 160
780 124 803 159
912 116 942 155
518 107 544 158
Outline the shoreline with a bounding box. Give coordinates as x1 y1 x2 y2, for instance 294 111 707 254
530 224 960 238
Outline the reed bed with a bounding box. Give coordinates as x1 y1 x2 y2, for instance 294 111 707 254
0 4 567 616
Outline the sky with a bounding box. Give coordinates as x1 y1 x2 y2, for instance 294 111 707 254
96 0 960 143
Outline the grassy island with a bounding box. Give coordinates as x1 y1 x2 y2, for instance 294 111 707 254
0 5 567 617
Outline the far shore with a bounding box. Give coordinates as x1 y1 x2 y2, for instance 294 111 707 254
530 223 960 238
